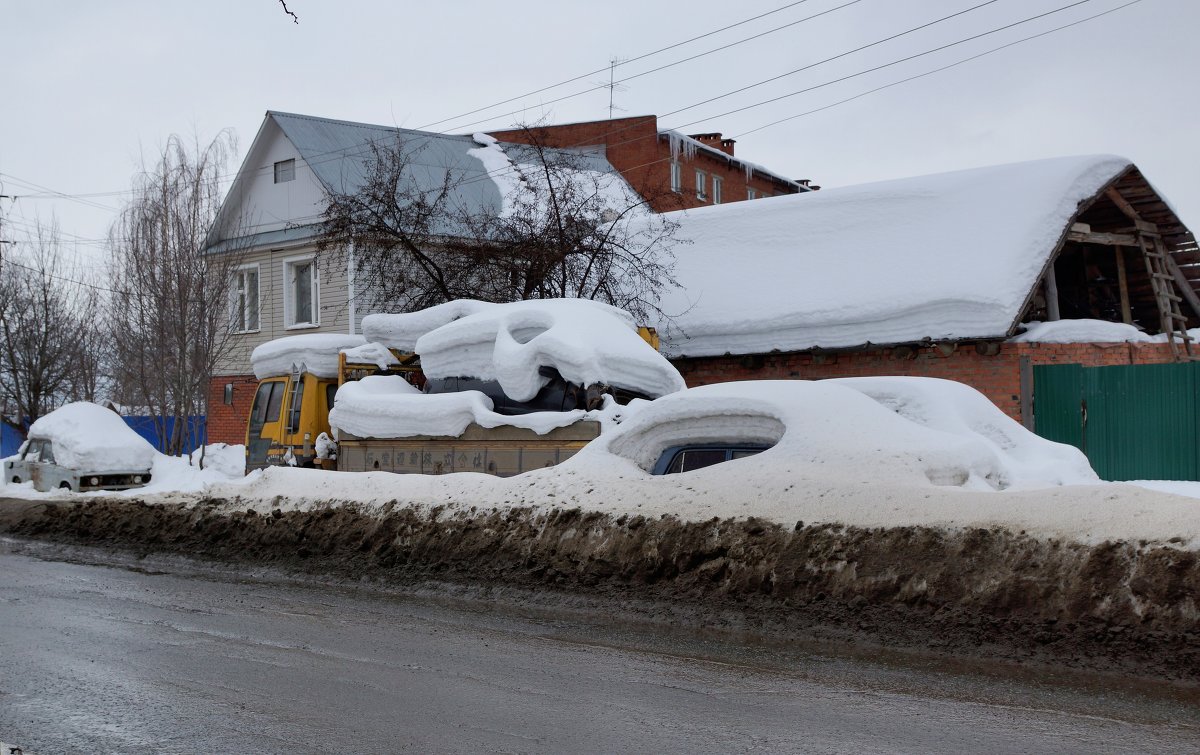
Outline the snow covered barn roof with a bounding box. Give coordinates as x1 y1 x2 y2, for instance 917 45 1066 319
657 155 1199 357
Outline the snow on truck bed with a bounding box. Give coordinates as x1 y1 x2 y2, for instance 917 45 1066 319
365 298 686 401
655 155 1133 357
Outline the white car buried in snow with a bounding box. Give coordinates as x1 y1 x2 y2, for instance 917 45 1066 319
4 402 156 492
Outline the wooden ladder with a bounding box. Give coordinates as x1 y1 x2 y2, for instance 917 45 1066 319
1138 230 1196 361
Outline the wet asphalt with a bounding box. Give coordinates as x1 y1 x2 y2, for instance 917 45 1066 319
0 538 1197 754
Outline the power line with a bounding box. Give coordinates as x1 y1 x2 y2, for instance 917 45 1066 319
415 0 824 131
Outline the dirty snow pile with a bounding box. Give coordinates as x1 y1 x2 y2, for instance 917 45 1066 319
655 155 1133 357
416 299 686 401
1012 319 1200 344
250 334 366 379
329 374 597 438
24 402 156 472
591 377 1097 491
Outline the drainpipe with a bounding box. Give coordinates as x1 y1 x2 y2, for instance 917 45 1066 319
347 241 356 335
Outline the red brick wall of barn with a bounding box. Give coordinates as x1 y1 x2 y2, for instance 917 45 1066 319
672 342 1182 423
207 375 260 446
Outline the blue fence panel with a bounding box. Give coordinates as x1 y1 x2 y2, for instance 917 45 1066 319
121 415 206 455
1 423 22 458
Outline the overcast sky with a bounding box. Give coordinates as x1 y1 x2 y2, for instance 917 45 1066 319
1 0 1196 268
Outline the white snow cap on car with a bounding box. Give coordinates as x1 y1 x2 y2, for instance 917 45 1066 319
412 298 687 401
25 402 156 472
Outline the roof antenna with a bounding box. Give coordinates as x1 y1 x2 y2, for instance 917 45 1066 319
595 57 628 120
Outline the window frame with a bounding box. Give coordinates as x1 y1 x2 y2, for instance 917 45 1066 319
712 175 723 205
282 254 320 329
669 160 681 193
231 263 261 334
274 158 296 184
695 169 707 201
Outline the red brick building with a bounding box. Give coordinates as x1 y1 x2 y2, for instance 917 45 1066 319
488 115 813 213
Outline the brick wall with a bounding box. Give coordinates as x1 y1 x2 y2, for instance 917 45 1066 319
673 341 1182 423
487 115 801 214
207 374 260 446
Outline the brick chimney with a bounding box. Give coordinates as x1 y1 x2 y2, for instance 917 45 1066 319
688 132 736 157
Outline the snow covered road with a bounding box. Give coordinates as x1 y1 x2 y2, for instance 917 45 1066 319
1 539 1197 755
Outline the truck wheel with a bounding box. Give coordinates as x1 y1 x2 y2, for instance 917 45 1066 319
10 476 20 484
59 481 72 491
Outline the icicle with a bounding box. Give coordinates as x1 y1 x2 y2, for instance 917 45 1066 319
744 163 755 182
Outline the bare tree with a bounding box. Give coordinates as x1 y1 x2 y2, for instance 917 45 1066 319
108 132 242 459
317 123 682 321
0 218 106 436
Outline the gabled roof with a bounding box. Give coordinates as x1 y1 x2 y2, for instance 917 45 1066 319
208 111 635 250
656 155 1196 357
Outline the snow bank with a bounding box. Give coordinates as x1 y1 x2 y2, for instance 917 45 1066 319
589 379 1095 492
827 377 1098 488
362 300 493 352
656 155 1132 357
250 333 366 379
26 402 155 472
328 374 591 438
1011 319 1154 343
1011 319 1200 344
415 299 686 400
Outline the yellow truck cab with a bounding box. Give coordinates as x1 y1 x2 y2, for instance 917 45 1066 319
246 368 339 471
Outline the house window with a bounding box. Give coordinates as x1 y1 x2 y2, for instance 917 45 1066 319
695 170 707 201
747 188 756 200
232 265 260 333
274 158 295 184
670 161 681 193
284 256 319 328
712 176 723 205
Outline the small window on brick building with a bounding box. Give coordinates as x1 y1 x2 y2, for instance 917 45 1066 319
712 176 722 204
670 161 681 193
747 188 756 200
695 170 707 201
274 158 295 184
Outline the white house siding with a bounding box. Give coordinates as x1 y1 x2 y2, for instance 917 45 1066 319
216 243 353 376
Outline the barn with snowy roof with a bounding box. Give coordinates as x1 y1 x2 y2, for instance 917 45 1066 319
658 154 1200 477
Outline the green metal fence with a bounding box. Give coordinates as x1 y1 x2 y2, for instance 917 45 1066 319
1033 362 1200 481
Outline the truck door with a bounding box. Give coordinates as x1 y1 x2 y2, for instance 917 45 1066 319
246 378 285 471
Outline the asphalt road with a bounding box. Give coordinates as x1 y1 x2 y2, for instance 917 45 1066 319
1 539 1197 754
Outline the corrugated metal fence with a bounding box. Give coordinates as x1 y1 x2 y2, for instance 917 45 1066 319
1034 362 1199 481
1 415 204 458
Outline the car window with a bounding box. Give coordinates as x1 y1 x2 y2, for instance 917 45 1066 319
23 440 42 463
731 449 764 460
325 383 338 413
40 440 56 464
666 448 729 474
250 382 272 425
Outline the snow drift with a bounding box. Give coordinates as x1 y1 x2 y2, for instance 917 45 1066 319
591 378 1098 491
24 402 156 472
656 155 1133 356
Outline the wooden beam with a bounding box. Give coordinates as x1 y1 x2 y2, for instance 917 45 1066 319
1067 230 1139 246
1106 187 1157 230
1115 246 1132 324
1045 263 1061 321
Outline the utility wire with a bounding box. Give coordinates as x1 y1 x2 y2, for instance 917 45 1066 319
416 0 824 130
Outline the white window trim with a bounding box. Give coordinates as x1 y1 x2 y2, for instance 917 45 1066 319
231 263 262 334
282 254 320 330
670 160 681 193
695 169 707 201
747 188 756 200
274 158 296 184
712 175 723 205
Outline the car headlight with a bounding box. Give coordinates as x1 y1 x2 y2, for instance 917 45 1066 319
89 476 100 486
133 475 143 484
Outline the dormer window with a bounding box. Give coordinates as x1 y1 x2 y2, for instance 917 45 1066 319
274 158 295 184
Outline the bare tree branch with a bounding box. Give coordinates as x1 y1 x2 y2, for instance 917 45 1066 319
277 0 299 23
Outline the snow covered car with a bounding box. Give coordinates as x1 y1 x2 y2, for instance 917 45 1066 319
4 402 155 492
650 444 773 475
